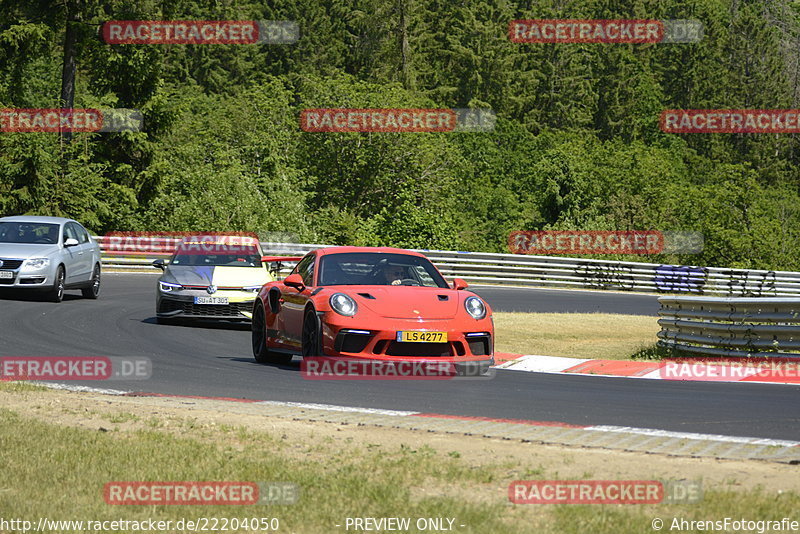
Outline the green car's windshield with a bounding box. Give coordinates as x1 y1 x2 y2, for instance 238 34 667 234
169 238 264 267
170 252 264 267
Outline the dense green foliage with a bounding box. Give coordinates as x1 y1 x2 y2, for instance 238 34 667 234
2 0 800 269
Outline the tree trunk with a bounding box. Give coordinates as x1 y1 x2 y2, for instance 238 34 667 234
59 0 82 142
397 0 413 90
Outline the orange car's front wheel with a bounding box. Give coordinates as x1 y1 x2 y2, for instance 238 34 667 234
301 309 323 358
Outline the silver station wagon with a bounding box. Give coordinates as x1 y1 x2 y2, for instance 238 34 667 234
0 216 102 302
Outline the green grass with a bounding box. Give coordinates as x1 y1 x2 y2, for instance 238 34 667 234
493 312 659 360
1 406 798 534
0 381 47 393
0 408 511 533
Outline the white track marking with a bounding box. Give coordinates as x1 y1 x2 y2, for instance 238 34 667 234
500 355 800 386
33 383 418 415
28 383 799 448
255 400 419 416
36 382 130 395
497 354 589 371
586 425 800 447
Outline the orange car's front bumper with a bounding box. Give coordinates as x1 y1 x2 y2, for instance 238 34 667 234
318 312 494 366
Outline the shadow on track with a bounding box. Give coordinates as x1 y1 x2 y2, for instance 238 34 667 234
0 290 82 302
224 356 300 372
142 317 251 331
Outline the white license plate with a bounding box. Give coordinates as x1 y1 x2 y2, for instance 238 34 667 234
0 271 13 279
194 296 229 305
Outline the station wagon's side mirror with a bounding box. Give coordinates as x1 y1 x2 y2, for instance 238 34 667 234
152 259 166 270
284 273 305 290
453 278 469 290
64 238 79 247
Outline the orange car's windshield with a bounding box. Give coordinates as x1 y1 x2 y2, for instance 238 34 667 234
318 252 448 288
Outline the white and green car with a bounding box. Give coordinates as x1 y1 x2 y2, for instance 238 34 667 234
153 235 297 323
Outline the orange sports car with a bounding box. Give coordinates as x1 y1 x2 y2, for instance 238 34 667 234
251 246 494 374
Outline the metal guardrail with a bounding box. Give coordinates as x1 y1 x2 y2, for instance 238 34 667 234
657 296 800 358
94 236 800 296
95 236 312 277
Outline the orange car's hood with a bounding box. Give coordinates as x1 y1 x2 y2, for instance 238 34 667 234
347 286 460 319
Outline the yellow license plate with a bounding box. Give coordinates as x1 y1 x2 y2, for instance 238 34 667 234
396 331 447 343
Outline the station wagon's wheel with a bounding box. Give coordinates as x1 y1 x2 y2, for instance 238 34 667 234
82 264 101 299
48 266 65 303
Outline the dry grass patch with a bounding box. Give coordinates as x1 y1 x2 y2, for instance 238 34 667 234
493 312 659 360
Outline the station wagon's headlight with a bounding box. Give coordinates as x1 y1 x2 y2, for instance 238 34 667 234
159 281 182 292
243 285 262 293
464 296 486 320
330 293 357 317
23 258 49 270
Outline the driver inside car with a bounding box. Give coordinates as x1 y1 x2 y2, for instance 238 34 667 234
382 264 407 285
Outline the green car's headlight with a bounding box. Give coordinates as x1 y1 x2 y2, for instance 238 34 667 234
159 281 182 292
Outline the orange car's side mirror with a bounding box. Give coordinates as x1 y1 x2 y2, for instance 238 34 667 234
453 278 469 290
284 273 305 290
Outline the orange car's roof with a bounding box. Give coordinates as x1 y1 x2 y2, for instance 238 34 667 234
315 246 427 258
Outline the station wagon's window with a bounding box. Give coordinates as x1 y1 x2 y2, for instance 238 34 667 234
0 222 60 245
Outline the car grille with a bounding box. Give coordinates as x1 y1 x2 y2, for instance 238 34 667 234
335 331 373 353
467 335 492 356
0 276 15 285
384 342 454 357
159 299 252 318
0 259 23 269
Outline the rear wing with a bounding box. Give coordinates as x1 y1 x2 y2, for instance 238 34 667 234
261 256 303 278
261 256 303 263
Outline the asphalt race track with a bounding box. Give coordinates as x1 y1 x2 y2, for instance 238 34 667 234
1 274 798 441
471 284 660 316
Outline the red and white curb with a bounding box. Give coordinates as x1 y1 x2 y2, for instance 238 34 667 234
496 354 800 385
27 382 800 462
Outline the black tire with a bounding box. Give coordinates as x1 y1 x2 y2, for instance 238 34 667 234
81 264 101 299
301 308 323 358
48 266 65 303
252 302 291 365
